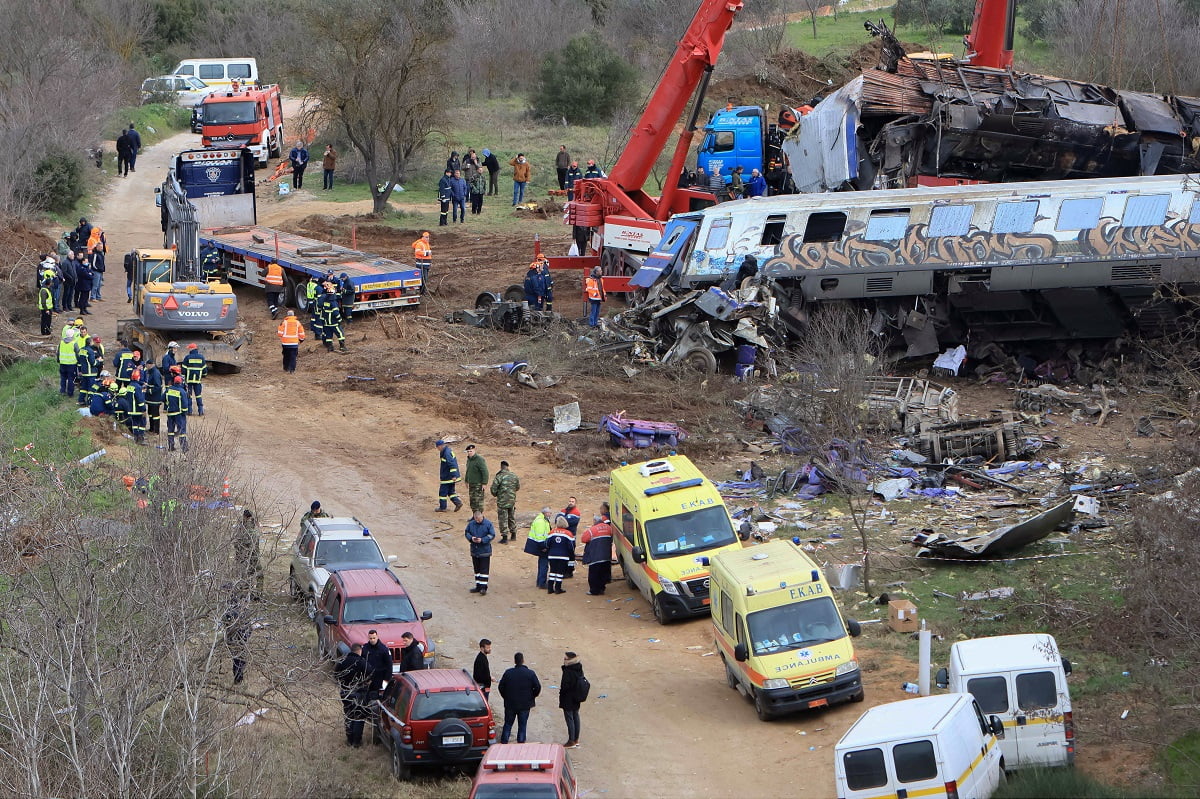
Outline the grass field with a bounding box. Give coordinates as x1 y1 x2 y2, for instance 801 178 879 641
0 359 97 466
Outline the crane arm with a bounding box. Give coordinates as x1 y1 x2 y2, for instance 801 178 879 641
964 0 1016 70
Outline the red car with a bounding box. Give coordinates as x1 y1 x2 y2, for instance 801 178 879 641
374 668 495 779
469 743 578 799
315 569 436 671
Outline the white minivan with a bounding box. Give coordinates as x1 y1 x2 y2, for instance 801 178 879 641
835 693 1005 799
936 633 1075 770
171 58 259 90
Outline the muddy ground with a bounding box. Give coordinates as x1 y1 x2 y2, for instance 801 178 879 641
21 122 1174 795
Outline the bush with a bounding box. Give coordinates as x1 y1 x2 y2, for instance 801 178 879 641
534 36 639 126
895 0 974 35
28 151 86 215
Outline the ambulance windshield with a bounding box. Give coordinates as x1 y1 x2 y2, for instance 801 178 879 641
644 506 736 557
749 596 847 655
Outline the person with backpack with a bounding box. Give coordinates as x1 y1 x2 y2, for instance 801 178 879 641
559 651 589 749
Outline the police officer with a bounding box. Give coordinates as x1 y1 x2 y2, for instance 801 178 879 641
164 375 190 452
181 343 207 415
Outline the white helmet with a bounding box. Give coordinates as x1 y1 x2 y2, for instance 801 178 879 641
167 341 179 349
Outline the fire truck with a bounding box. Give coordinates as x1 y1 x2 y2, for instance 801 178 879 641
199 83 285 168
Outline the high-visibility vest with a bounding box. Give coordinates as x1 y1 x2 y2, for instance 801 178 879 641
412 239 432 263
585 276 603 301
305 280 318 301
181 353 207 384
38 287 54 311
58 337 79 366
264 262 284 287
277 316 305 345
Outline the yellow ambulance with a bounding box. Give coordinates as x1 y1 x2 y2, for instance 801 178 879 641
609 456 742 624
710 539 864 720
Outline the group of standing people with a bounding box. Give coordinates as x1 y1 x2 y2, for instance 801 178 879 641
681 159 791 200
435 146 607 213
474 643 590 749
36 217 109 331
333 628 427 746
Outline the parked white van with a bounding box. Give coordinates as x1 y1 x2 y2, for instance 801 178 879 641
171 58 259 90
835 693 1005 799
936 633 1075 770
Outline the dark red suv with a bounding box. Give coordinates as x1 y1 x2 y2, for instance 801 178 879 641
374 668 495 779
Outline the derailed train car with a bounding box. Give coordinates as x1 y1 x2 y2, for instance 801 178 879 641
649 172 1200 356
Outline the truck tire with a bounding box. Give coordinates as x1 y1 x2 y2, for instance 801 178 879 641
652 594 670 625
754 690 774 721
281 274 296 308
269 127 282 159
622 558 636 589
725 660 739 690
682 347 718 374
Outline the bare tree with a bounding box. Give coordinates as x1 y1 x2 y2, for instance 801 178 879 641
285 0 452 215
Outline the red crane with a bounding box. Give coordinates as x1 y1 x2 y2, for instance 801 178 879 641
547 0 745 292
964 0 1015 69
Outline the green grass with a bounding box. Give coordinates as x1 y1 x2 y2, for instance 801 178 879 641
1163 730 1200 794
995 768 1142 798
105 103 192 147
0 359 97 466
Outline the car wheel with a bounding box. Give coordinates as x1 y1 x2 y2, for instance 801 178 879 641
754 690 774 721
850 689 865 703
288 570 300 601
623 559 637 590
682 346 718 374
390 745 409 780
304 591 317 620
725 660 739 690
372 718 381 746
652 594 670 625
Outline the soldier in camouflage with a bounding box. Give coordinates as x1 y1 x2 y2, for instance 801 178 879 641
489 460 521 543
464 444 489 513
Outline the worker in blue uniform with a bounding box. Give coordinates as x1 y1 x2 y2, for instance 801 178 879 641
435 439 463 513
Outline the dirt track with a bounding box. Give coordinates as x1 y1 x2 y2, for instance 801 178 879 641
74 128 928 798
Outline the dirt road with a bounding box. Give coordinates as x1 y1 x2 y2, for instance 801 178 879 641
84 130 906 799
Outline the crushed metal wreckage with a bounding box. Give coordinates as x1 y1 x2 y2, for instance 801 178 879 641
447 290 560 333
911 497 1088 559
787 22 1200 192
599 411 687 449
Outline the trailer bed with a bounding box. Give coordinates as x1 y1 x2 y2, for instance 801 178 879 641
202 225 421 311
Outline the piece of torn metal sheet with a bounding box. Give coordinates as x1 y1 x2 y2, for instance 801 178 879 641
915 498 1076 559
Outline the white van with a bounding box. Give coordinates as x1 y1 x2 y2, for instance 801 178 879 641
171 58 259 90
936 633 1075 770
835 693 1005 799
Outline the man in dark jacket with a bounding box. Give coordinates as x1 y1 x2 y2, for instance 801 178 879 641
398 632 425 672
482 149 501 196
555 145 571 189
124 250 137 302
449 169 469 223
435 439 463 512
288 141 309 189
473 638 493 700
126 123 142 171
60 251 77 312
559 651 586 748
361 629 393 692
497 652 541 744
72 218 93 253
465 510 496 595
565 161 582 201
437 168 454 226
463 443 489 513
73 256 93 315
116 129 133 177
523 260 545 309
335 643 370 746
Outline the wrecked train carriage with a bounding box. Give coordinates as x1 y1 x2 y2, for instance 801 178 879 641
660 172 1200 356
785 57 1200 194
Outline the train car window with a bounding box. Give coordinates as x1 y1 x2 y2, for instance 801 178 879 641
928 205 973 237
1056 198 1103 230
864 209 910 241
803 212 846 243
761 214 787 246
992 201 1039 234
1122 194 1170 227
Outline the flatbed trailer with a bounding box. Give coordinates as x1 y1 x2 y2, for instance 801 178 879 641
201 225 421 312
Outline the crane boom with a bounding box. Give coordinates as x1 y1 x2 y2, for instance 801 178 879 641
965 0 1016 69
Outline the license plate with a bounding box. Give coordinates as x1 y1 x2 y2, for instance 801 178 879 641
442 735 466 746
808 698 829 709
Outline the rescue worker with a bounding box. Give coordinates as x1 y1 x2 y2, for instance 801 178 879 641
435 439 463 513
583 159 604 180
263 260 285 319
200 243 222 281
161 341 179 375
565 161 582 202
561 497 581 535
463 443 489 513
57 327 80 397
143 363 164 435
38 277 55 336
164 375 191 452
581 514 614 596
113 344 139 388
585 265 606 327
303 277 319 318
411 231 432 293
539 257 554 312
545 515 576 595
523 259 546 309
524 507 552 589
75 337 100 408
465 509 496 595
276 310 305 372
316 283 346 352
89 372 117 417
121 368 148 444
437 168 453 226
337 273 355 327
490 460 521 544
181 342 208 416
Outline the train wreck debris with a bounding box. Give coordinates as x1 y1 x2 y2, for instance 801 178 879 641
599 411 688 449
917 412 1032 462
912 498 1080 559
787 23 1200 193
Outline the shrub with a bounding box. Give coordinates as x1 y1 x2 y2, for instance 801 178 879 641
28 151 86 215
534 36 639 126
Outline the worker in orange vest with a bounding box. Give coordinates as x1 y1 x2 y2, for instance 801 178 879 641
585 266 606 327
411 231 432 294
276 310 306 373
264 261 285 319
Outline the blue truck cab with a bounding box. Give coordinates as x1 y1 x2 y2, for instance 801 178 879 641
697 105 766 183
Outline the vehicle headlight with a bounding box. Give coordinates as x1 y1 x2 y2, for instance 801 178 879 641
762 678 790 690
657 576 679 595
836 660 859 677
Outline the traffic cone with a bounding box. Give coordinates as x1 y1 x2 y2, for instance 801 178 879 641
221 476 231 499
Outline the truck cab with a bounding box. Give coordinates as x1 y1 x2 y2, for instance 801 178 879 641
200 85 284 168
697 105 766 183
710 539 863 720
